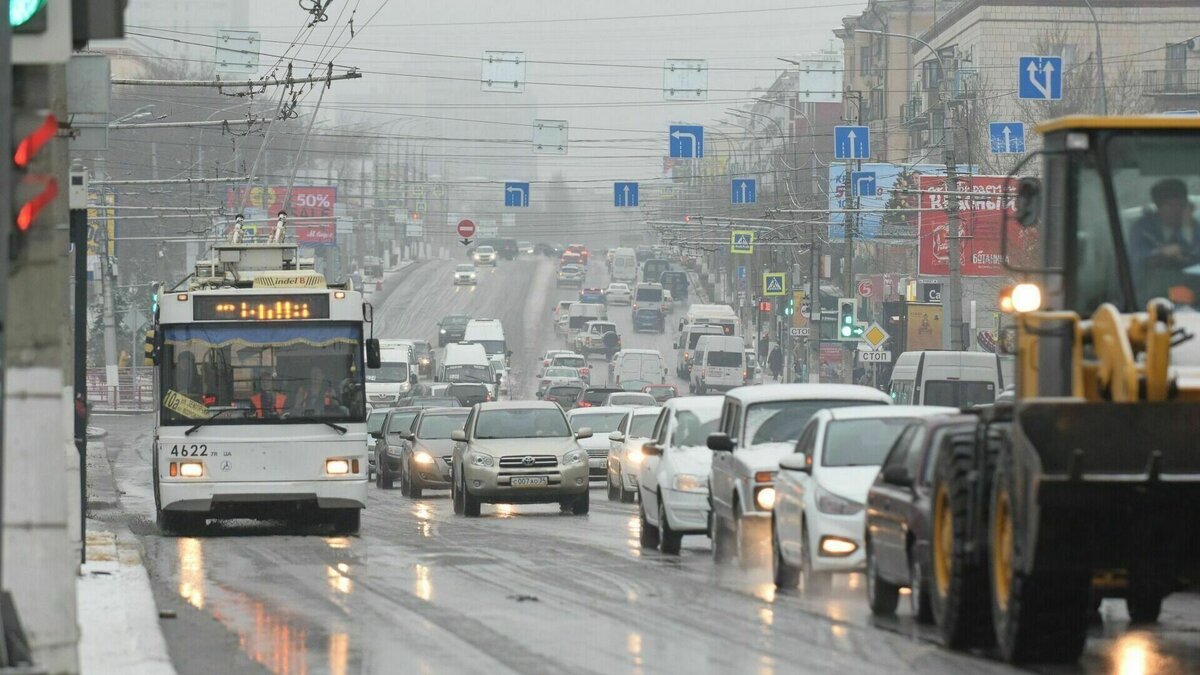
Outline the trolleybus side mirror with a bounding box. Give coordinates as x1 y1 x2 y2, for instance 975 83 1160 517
366 339 381 369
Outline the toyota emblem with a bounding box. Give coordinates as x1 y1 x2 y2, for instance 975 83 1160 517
521 456 535 466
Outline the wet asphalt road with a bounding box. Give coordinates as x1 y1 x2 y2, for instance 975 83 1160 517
97 256 1200 675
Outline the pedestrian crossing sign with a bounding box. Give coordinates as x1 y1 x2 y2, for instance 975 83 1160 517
730 230 754 254
763 272 786 296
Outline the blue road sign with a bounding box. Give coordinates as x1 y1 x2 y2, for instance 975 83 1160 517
731 178 757 204
504 182 529 207
737 265 747 280
614 181 639 207
833 125 870 160
669 124 704 158
1018 56 1062 101
731 231 754 254
850 171 876 198
989 122 1025 154
763 273 786 296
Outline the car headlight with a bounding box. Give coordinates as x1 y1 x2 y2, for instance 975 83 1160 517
419 357 430 365
815 484 862 515
673 473 707 493
467 451 494 468
562 449 587 466
627 446 645 465
755 486 776 511
439 328 446 334
414 451 435 465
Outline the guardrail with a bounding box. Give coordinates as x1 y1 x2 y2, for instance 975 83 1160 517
87 368 155 411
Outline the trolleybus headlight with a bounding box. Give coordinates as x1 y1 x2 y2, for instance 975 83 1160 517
178 461 205 478
326 459 351 475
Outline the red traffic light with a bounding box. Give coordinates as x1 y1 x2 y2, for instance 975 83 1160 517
14 113 57 168
758 300 772 312
16 176 58 231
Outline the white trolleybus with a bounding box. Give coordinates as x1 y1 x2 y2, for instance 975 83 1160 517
148 239 381 535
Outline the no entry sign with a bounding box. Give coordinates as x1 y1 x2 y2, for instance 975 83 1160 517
457 219 476 238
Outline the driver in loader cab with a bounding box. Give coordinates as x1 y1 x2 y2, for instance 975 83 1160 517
1130 178 1200 303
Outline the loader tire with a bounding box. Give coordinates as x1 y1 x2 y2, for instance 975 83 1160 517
930 450 995 650
989 458 1088 663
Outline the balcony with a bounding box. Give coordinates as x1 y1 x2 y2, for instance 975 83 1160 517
1143 69 1200 96
901 96 926 126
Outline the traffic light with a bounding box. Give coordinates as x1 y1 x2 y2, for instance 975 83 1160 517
11 111 60 253
784 294 795 316
758 299 772 312
838 298 860 340
10 1 49 32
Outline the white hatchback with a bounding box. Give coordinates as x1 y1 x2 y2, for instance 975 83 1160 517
771 405 957 593
636 396 723 554
606 407 662 503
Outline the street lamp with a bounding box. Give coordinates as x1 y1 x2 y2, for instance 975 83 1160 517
1080 0 1108 115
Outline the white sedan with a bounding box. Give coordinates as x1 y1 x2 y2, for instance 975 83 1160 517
604 283 632 305
606 407 662 503
771 405 956 593
637 396 723 554
567 406 631 482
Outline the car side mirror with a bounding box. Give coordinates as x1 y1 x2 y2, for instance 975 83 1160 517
575 427 593 440
366 338 381 369
400 431 415 441
641 441 662 456
882 465 913 487
495 374 503 385
707 432 734 452
409 373 418 385
608 431 625 442
369 431 383 440
778 453 810 473
451 430 467 442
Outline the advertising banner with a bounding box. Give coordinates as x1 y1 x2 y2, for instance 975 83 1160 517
226 186 337 246
917 175 1033 277
828 163 950 240
906 303 944 351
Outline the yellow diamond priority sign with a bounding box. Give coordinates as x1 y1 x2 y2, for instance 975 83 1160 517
863 322 889 349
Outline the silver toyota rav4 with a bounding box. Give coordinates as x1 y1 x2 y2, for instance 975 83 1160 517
451 401 593 516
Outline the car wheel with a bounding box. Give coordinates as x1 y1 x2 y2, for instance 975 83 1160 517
799 523 832 595
772 515 800 589
571 489 590 516
620 472 636 504
1126 574 1166 624
911 556 935 623
409 467 423 499
711 509 734 565
452 471 465 515
396 461 409 495
734 506 764 569
607 471 620 501
659 496 682 555
866 539 900 616
638 499 660 549
329 508 361 535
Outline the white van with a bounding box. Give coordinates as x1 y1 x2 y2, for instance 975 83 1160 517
611 349 668 390
612 247 638 283
463 318 508 362
691 335 746 394
675 323 725 378
888 351 1005 407
680 303 739 336
366 340 417 406
631 283 664 313
439 343 497 394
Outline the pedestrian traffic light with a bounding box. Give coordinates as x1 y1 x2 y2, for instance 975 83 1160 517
758 300 772 312
11 111 60 251
784 295 795 316
837 298 859 340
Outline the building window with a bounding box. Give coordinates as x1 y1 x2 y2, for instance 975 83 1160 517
860 46 871 77
869 89 886 122
1166 42 1188 91
922 59 943 91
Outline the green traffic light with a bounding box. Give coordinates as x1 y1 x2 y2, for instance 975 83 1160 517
10 0 47 27
840 326 852 337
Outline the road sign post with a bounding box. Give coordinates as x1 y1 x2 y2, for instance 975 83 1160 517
731 178 756 204
668 125 704 158
613 181 639 207
503 182 529 207
1018 56 1063 101
989 122 1026 154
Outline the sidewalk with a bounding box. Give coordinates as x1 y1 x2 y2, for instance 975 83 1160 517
79 440 176 675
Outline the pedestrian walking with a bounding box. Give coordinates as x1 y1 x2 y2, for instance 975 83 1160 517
768 345 783 381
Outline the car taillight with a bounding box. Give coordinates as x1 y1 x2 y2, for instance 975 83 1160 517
202 394 217 405
486 392 494 401
578 401 592 407
580 367 590 376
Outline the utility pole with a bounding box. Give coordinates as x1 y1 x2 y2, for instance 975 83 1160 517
945 152 964 350
843 90 864 382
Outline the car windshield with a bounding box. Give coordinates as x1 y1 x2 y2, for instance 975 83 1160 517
545 367 578 378
923 381 996 408
448 384 487 399
412 398 459 408
582 389 619 404
468 340 505 356
822 418 916 467
367 411 387 434
706 351 741 367
442 316 470 328
569 412 625 432
387 411 419 433
160 322 365 425
628 413 658 438
417 413 469 439
672 409 721 447
610 394 655 407
553 356 586 368
444 365 493 383
475 408 571 439
746 400 885 445
477 246 495 253
367 361 408 383
546 386 583 400
455 265 475 272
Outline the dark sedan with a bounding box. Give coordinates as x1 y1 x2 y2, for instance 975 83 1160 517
437 314 471 347
396 408 470 497
376 407 423 489
579 287 605 304
543 384 585 408
446 383 490 407
864 415 977 622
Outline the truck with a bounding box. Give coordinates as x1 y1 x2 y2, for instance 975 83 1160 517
147 236 381 536
919 116 1200 664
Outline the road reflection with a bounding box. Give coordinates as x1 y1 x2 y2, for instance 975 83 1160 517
177 537 205 610
415 563 433 601
627 631 643 675
1109 631 1180 675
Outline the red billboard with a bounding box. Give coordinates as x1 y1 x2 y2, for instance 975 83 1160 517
917 175 1032 277
225 186 337 246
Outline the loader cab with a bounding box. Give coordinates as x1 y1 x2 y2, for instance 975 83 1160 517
1018 116 1200 317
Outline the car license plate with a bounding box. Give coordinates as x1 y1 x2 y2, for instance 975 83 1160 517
510 476 548 487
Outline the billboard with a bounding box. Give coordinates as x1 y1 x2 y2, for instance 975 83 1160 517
917 175 1032 276
225 186 337 246
906 303 943 351
828 164 953 240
